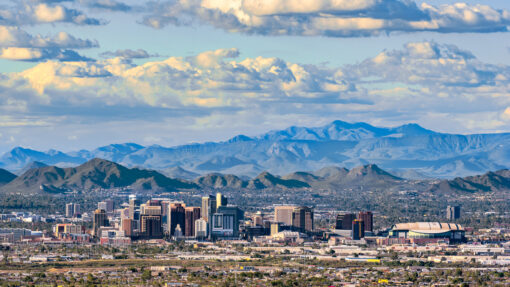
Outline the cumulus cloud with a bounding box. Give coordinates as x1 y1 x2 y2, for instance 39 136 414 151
140 0 510 37
0 26 97 61
1 42 510 144
0 1 105 26
0 26 98 49
99 48 160 59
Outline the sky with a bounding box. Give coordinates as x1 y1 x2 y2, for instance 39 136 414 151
1 0 510 153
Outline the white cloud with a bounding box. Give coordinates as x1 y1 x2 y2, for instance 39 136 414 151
141 0 510 37
0 2 104 26
1 42 510 147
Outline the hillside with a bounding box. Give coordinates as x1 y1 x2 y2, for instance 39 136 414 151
0 169 16 186
0 158 197 194
195 173 248 189
429 169 510 193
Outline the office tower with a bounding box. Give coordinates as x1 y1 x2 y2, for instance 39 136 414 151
253 212 263 227
160 200 170 228
65 203 74 218
275 205 314 232
128 195 140 220
274 205 296 226
291 206 314 232
168 203 186 236
105 199 114 213
141 203 162 216
352 219 365 240
216 193 227 209
446 206 461 221
73 203 81 217
140 215 163 239
336 213 356 230
184 207 201 237
121 218 134 237
195 218 208 238
98 201 107 212
120 208 129 219
270 222 283 235
93 209 108 237
357 211 373 232
201 195 216 221
211 206 244 239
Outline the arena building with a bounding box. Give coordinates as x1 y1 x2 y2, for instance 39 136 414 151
389 222 465 242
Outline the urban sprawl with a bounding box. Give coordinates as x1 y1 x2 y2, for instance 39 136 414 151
0 193 509 286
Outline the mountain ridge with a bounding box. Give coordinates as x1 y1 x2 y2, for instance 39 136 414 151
2 120 510 178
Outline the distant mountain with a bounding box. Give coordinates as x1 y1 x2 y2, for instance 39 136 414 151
0 147 85 172
195 173 248 189
429 169 510 193
0 169 16 186
247 172 310 189
17 161 48 175
161 166 199 180
0 158 197 194
280 164 401 190
2 120 510 178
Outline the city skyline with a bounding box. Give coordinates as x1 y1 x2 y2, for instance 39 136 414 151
1 0 510 153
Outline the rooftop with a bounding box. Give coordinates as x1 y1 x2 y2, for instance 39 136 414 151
392 222 464 232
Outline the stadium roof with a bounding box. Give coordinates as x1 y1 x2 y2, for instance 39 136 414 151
392 222 463 232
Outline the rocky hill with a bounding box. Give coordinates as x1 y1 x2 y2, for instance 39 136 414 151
0 158 197 194
0 169 16 186
429 169 510 193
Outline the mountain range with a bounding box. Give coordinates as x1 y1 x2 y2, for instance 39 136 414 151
1 157 510 195
0 158 196 194
2 120 510 178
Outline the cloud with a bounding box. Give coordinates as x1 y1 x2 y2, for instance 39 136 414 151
0 47 92 62
78 0 132 12
99 48 160 59
1 42 510 146
0 26 98 49
0 1 105 26
0 25 97 61
140 0 510 37
31 0 135 12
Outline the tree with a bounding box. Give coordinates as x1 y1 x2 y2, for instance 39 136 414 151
141 269 151 281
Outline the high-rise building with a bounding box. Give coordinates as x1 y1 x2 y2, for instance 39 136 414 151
336 213 356 230
128 195 140 220
201 195 216 221
211 206 244 239
168 203 186 236
73 203 81 217
216 193 227 209
105 199 114 213
446 206 461 221
291 206 314 232
357 211 373 232
93 209 108 237
275 205 314 232
195 218 208 238
97 201 107 212
184 207 201 237
141 204 162 216
352 219 365 240
65 203 74 218
140 215 163 239
274 205 296 226
121 218 134 237
252 212 263 227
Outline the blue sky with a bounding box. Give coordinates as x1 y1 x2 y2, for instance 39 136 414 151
1 0 510 153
